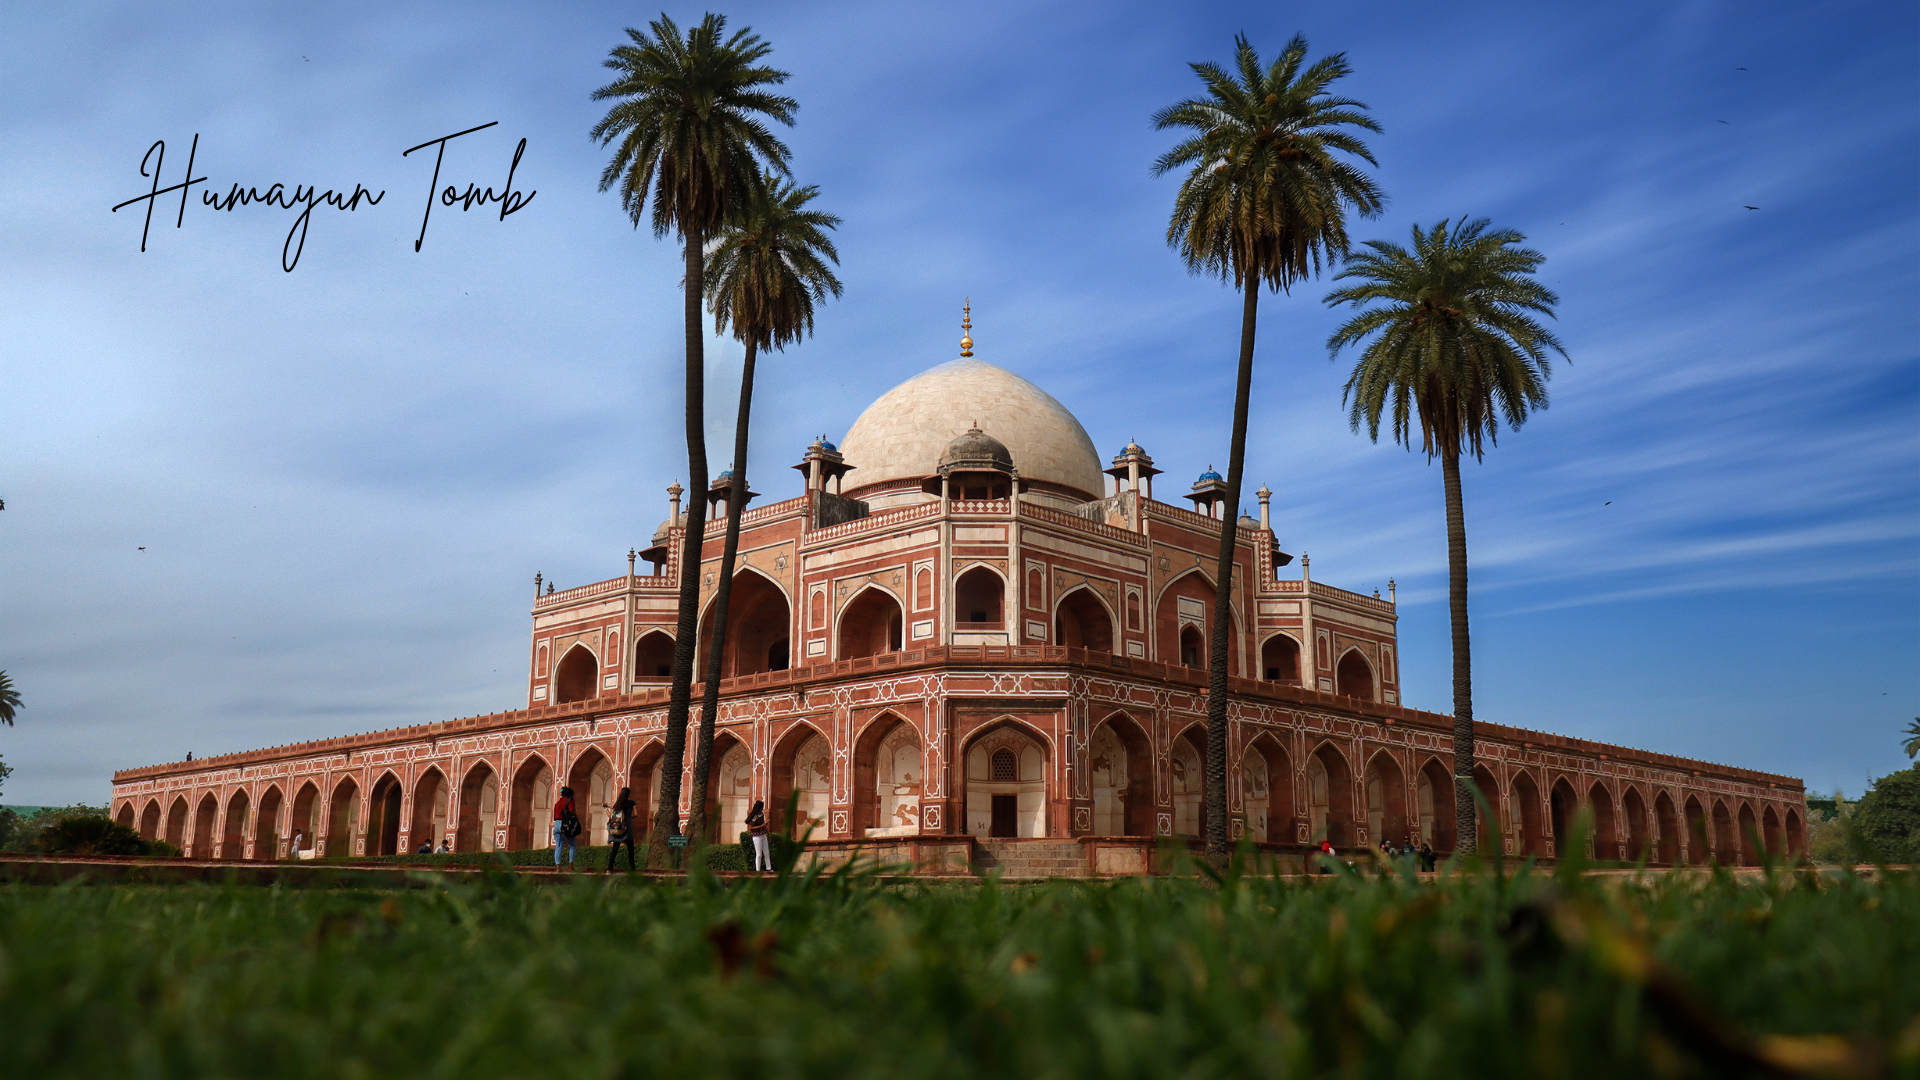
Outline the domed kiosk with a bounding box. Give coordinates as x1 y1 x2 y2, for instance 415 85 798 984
838 359 1106 509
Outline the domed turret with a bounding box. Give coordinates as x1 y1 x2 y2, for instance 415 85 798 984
939 425 1014 474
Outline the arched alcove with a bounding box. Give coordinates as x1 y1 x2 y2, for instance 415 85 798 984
1738 803 1760 866
633 631 675 681
1472 765 1501 852
222 789 250 860
254 785 283 861
771 725 831 840
955 566 1004 627
1155 569 1239 675
1623 786 1650 862
1088 714 1153 836
1262 634 1301 684
139 799 162 841
553 646 599 704
1336 650 1375 702
1170 727 1205 837
838 587 904 660
1308 743 1356 847
1683 796 1708 865
1245 734 1294 845
964 721 1048 838
458 762 499 853
324 780 358 858
1416 757 1456 852
1549 778 1578 857
856 714 924 836
288 784 319 855
1365 753 1409 849
1655 792 1680 865
192 794 219 860
702 571 793 679
367 773 403 856
1512 772 1545 857
1762 806 1782 860
410 770 448 852
567 749 616 845
509 756 555 851
165 796 190 851
627 741 665 841
1054 587 1113 652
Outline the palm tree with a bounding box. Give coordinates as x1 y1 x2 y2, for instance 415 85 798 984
591 13 796 867
1153 33 1382 863
1903 718 1919 760
688 174 842 844
0 670 19 725
1325 217 1566 855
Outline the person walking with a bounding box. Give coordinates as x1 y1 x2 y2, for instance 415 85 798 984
745 799 771 872
553 785 581 868
1317 838 1335 875
438 838 451 854
290 829 304 859
1418 841 1437 872
605 786 637 874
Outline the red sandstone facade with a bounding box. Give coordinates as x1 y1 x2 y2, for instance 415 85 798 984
110 358 1806 872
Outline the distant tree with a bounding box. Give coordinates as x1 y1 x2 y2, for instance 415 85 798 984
38 814 151 857
590 13 796 867
0 669 20 725
1152 33 1382 863
1325 218 1565 855
688 174 842 842
1902 717 1919 759
1850 767 1920 865
1804 793 1854 865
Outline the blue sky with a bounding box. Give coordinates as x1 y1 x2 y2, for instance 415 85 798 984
0 0 1914 805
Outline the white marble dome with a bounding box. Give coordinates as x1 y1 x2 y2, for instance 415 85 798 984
838 359 1105 501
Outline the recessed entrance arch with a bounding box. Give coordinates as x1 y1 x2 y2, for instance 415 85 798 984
1336 649 1376 702
1307 743 1356 847
324 779 359 858
633 631 674 681
411 769 449 852
509 756 555 851
964 720 1047 838
165 795 189 851
289 783 319 856
116 802 135 829
955 566 1004 627
1784 808 1804 859
1261 634 1301 684
1088 714 1152 837
1762 806 1782 860
1654 791 1679 865
1054 587 1113 652
1712 800 1736 865
706 735 754 843
566 748 616 845
552 646 599 704
1549 778 1578 858
366 772 404 856
701 570 793 679
1155 569 1239 675
190 793 218 859
838 587 903 660
1737 803 1760 866
457 761 499 853
1241 734 1292 844
1512 772 1545 857
139 799 162 842
1170 727 1206 837
1588 783 1617 861
1366 753 1410 849
1623 786 1650 862
1472 765 1501 852
627 741 665 841
1416 757 1456 852
857 714 924 836
1683 795 1708 865
222 789 250 859
771 724 831 840
255 785 283 860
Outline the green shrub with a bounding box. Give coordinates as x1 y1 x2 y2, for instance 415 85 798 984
37 814 151 856
1851 765 1920 864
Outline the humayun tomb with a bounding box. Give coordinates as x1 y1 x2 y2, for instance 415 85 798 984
109 326 1807 875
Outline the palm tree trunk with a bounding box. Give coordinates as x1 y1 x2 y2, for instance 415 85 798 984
650 229 709 870
1442 449 1477 855
689 339 758 848
1204 280 1258 865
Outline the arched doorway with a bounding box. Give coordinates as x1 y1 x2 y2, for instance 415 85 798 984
633 631 675 682
702 571 793 678
964 722 1046 838
1512 772 1545 857
856 716 923 836
1683 796 1708 865
1712 800 1736 865
1654 792 1680 865
139 799 162 842
1179 626 1204 667
1416 757 1456 852
1472 765 1501 853
838 588 903 659
1762 806 1782 860
627 741 664 840
1307 744 1356 847
1738 803 1760 866
255 786 283 861
1588 783 1617 861
366 773 403 856
1623 786 1650 862
191 794 218 859
411 769 449 853
289 784 319 856
165 796 190 851
566 749 616 845
116 802 135 829
706 736 755 843
1245 734 1293 845
1089 715 1153 836
457 762 499 853
1366 753 1409 849
1170 728 1205 837
1336 650 1375 702
1784 809 1804 859
553 646 599 704
1261 634 1301 684
1549 779 1578 858
509 756 555 851
955 566 1004 628
1156 570 1238 674
222 789 250 860
771 725 831 840
324 779 358 858
1054 587 1113 652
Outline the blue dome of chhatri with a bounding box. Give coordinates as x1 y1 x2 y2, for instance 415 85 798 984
1197 467 1222 482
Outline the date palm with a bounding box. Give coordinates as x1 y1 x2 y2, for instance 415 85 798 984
591 12 795 867
1903 718 1919 759
1153 33 1382 862
1326 217 1565 856
0 670 19 726
688 174 842 843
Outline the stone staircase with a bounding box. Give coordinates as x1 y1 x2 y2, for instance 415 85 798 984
971 839 1087 879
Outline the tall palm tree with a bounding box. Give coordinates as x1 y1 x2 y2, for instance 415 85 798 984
1153 33 1382 863
1903 718 1920 760
688 174 842 843
1325 217 1565 855
0 670 20 726
591 13 795 867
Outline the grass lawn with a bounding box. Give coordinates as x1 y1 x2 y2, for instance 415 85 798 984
1 857 1913 1079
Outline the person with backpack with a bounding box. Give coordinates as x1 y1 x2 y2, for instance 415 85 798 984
745 799 771 872
553 785 581 867
605 786 637 874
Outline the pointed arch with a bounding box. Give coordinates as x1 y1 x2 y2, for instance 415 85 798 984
1736 802 1759 866
1654 791 1679 865
1090 712 1154 837
633 629 675 682
165 795 190 851
627 739 666 841
191 793 219 859
410 768 449 853
1471 764 1501 852
963 717 1050 838
1053 585 1115 653
1761 805 1782 860
325 777 360 858
457 760 499 853
565 745 617 845
706 731 754 843
1307 741 1357 847
698 565 794 678
509 754 555 851
1711 799 1736 864
552 644 600 704
1683 795 1708 865
1415 755 1455 852
1549 777 1579 857
115 801 136 829
837 583 905 660
1153 566 1242 675
854 711 924 836
223 788 251 860
289 782 320 856
770 721 831 840
955 563 1006 627
1170 724 1207 837
251 785 283 861
1244 731 1293 844
1511 771 1545 857
1260 632 1302 684
1784 808 1804 859
1622 785 1649 862
1365 751 1410 849
1335 648 1376 702
366 771 404 856
139 798 162 841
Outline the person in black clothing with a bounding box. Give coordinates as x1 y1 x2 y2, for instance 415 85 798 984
605 786 637 873
1418 842 1437 873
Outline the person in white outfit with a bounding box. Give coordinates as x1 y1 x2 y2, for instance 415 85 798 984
745 800 772 872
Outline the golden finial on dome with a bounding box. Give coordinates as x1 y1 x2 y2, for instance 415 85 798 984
960 298 974 357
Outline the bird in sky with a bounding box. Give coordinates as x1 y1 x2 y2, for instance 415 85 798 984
1746 205 1759 210
1737 67 1747 70
138 546 146 551
1717 120 1730 124
1604 501 1611 506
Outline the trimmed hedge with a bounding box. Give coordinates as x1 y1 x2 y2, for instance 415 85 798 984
328 832 803 872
